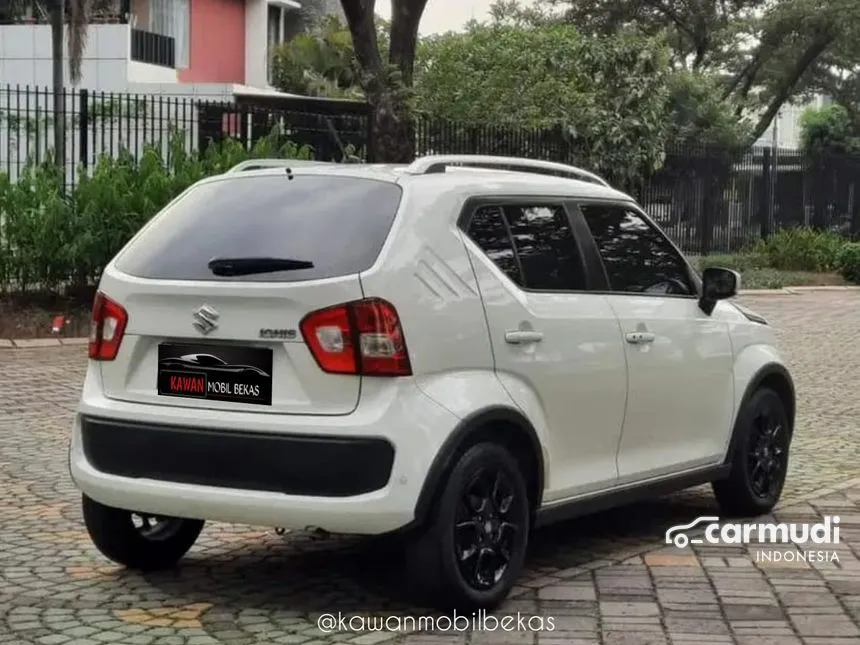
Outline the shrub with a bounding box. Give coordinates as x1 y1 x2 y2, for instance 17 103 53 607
0 131 313 296
0 158 72 294
695 253 766 273
753 227 845 272
837 243 860 284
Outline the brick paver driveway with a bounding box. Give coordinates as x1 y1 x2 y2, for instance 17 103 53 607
1 291 859 645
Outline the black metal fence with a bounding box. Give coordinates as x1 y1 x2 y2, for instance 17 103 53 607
2 84 859 254
0 85 372 187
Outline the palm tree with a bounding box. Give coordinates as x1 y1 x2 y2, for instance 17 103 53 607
50 0 90 169
67 0 91 83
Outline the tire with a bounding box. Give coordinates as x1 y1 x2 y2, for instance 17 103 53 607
82 495 205 571
405 442 531 611
713 387 791 517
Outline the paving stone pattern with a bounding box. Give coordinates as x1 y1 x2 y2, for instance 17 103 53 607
1 291 859 644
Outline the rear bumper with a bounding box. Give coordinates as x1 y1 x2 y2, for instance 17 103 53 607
70 364 460 534
80 416 395 497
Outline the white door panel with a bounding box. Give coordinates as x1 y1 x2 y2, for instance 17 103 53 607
607 295 734 481
472 258 628 498
461 200 628 500
578 203 736 483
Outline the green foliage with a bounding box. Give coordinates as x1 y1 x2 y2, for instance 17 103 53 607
270 15 364 99
0 132 313 294
694 248 852 289
696 253 767 273
532 0 860 146
753 227 846 272
665 72 750 149
414 22 673 184
269 15 391 99
836 242 860 284
799 105 860 155
0 158 73 293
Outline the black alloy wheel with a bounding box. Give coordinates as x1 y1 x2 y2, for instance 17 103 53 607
453 466 524 591
746 403 789 501
713 387 791 516
404 442 531 611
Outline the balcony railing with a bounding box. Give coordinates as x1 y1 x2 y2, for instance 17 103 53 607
131 28 175 68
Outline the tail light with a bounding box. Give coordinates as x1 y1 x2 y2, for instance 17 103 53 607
89 292 128 361
300 298 411 376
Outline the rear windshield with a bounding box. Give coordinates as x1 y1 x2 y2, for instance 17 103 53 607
114 174 403 282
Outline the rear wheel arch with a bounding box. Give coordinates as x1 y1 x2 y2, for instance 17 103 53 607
724 362 795 466
413 406 545 526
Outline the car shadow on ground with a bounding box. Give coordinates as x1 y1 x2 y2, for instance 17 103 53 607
136 488 720 616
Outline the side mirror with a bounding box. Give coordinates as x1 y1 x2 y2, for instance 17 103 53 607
699 267 740 315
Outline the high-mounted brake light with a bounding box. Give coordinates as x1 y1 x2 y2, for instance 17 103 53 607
300 298 412 377
88 291 128 361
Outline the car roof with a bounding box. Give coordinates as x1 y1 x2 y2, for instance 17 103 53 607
200 163 635 202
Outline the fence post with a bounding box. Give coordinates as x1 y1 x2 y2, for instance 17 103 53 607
759 147 772 240
78 89 89 169
699 172 713 256
696 149 716 256
365 104 375 163
851 181 860 238
812 154 827 229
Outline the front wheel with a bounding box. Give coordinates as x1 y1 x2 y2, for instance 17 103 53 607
406 443 531 611
713 387 791 517
82 495 205 571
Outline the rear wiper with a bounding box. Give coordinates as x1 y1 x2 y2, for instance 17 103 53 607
207 257 314 276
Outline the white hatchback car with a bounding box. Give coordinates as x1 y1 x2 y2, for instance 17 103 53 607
70 154 795 610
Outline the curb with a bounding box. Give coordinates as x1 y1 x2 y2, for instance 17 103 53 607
1 286 857 348
0 337 88 349
738 285 860 296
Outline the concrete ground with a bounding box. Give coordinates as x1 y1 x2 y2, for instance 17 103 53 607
0 291 858 645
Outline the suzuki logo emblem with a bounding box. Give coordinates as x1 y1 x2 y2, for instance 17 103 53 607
192 304 219 335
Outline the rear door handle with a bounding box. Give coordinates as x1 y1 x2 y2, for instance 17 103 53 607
625 331 655 345
505 330 544 344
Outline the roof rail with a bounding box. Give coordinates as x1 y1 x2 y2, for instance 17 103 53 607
225 159 333 174
405 155 610 187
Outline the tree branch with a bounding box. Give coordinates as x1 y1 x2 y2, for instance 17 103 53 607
388 0 429 86
645 0 693 35
692 37 709 70
747 35 836 144
731 52 768 117
339 0 385 93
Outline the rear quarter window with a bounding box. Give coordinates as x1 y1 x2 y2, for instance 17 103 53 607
114 174 403 282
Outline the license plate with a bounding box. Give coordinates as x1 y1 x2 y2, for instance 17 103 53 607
157 343 273 406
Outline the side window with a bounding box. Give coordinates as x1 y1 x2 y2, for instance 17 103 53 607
465 206 524 286
504 204 586 291
465 202 587 291
580 204 694 295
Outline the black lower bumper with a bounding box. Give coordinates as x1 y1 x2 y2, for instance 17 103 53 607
80 415 395 497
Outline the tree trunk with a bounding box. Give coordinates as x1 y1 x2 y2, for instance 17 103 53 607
340 0 425 164
50 0 66 173
368 88 414 163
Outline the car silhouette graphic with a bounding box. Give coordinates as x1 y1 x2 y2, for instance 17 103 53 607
664 516 721 549
159 353 269 378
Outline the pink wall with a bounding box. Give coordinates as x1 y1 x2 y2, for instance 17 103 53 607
178 0 246 84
